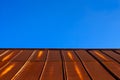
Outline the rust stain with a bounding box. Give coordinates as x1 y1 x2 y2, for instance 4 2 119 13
2 52 14 61
11 50 37 80
67 51 74 60
67 51 83 80
74 63 83 80
94 51 108 61
37 51 43 59
0 63 15 77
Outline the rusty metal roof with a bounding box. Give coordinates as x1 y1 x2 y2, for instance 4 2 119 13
0 49 120 80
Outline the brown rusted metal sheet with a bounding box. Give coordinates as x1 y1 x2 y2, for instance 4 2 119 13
0 49 120 80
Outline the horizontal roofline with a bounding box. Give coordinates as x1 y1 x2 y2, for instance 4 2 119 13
0 48 120 50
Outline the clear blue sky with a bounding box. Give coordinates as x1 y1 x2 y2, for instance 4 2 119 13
0 0 120 48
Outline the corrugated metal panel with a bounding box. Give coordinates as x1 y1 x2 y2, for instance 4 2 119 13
0 49 120 80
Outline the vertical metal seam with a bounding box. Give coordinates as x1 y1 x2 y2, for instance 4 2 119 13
100 50 120 64
111 50 120 55
73 50 93 80
60 50 67 80
38 50 49 80
87 50 119 80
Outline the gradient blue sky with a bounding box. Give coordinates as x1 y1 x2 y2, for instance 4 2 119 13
0 0 120 48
